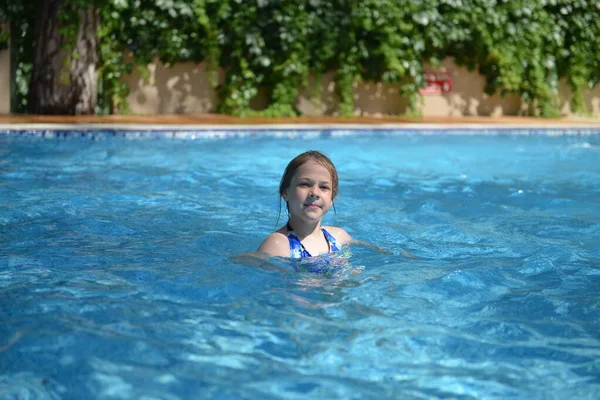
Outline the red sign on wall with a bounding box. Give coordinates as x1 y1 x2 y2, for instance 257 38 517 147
419 71 453 95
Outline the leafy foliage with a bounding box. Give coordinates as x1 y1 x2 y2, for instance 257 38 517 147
1 1 35 112
1 0 599 116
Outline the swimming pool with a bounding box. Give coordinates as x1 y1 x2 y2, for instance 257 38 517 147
1 128 599 399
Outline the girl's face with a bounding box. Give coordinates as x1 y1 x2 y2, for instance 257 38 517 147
283 160 334 223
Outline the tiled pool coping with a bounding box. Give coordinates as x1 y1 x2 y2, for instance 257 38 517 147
1 123 599 138
1 114 599 136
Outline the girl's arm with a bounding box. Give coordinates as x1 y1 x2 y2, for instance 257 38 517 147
257 232 289 257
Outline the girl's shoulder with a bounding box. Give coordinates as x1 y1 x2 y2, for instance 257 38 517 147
322 225 352 245
257 229 289 257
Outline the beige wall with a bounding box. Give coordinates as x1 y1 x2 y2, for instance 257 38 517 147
124 57 600 117
420 58 522 117
124 62 416 116
296 72 412 117
1 50 597 116
559 78 600 117
0 48 9 114
122 61 223 114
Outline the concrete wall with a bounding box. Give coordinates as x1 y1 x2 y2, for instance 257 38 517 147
122 61 223 114
295 72 412 117
124 57 600 117
1 50 598 116
0 47 9 114
420 58 522 117
559 78 600 117
123 62 415 116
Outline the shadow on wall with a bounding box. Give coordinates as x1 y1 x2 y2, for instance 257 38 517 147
121 57 599 117
422 58 521 117
124 60 222 114
425 58 600 117
449 66 521 116
0 49 10 114
354 81 411 116
559 79 600 116
295 71 411 116
296 72 338 116
297 60 523 117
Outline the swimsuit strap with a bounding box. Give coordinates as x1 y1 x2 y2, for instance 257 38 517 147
322 228 340 252
286 222 340 259
286 222 311 258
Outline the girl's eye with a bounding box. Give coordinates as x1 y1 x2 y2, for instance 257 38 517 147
320 186 330 191
299 182 310 187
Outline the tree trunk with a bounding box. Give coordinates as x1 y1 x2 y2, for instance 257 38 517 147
28 0 98 115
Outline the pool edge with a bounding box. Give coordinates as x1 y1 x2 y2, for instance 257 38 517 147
1 122 600 134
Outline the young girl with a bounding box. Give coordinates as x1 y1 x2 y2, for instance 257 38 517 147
258 150 352 258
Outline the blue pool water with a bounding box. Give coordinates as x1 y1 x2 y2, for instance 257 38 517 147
1 129 600 399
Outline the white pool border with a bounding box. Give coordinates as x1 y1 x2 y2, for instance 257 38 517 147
1 122 599 136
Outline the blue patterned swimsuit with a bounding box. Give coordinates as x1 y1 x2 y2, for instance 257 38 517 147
286 222 341 259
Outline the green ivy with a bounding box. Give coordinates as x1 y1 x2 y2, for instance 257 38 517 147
0 1 34 112
1 0 599 117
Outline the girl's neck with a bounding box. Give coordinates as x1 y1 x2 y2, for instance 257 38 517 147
287 217 321 240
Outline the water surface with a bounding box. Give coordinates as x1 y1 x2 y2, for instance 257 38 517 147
1 131 599 399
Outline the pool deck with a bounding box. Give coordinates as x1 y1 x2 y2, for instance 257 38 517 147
1 114 599 131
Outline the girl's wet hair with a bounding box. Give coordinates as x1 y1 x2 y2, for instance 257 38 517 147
276 150 338 225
